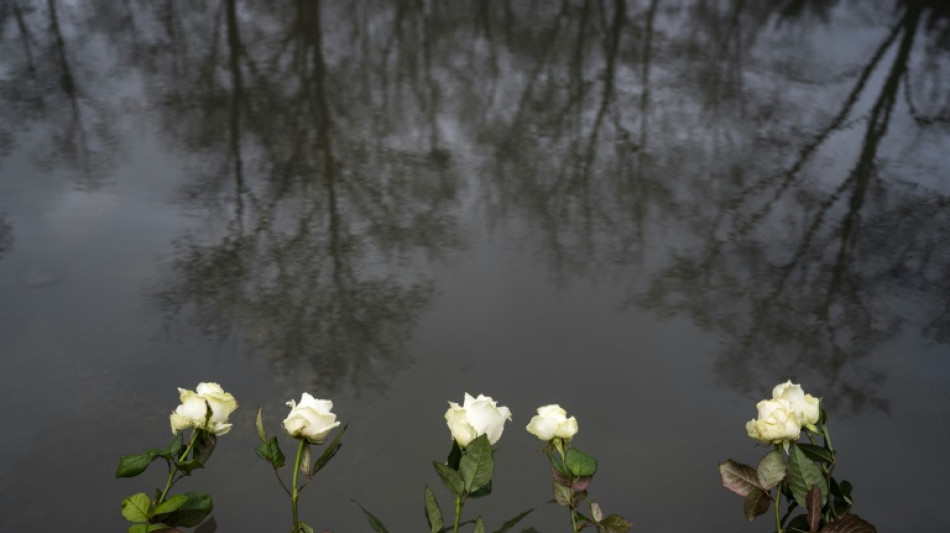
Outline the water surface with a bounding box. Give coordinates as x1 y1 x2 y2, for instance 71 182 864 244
1 1 949 531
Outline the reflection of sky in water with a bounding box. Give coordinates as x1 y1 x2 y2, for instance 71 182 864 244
1 0 949 531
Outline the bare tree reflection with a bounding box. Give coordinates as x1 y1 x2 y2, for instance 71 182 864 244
479 0 678 282
5 0 947 404
450 0 950 409
146 0 459 395
0 0 119 187
638 0 950 411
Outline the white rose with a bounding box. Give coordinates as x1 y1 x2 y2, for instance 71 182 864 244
745 398 801 445
526 404 579 442
444 393 512 448
772 380 821 430
283 393 341 444
169 382 238 435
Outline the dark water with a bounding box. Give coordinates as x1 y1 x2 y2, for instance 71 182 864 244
1 0 949 531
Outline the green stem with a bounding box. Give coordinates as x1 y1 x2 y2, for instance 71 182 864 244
158 430 199 505
453 494 463 533
821 424 835 455
569 495 580 533
774 486 783 533
291 439 306 532
773 444 784 533
559 443 580 533
820 424 840 520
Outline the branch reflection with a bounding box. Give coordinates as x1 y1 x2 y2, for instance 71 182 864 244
148 0 460 395
636 0 950 410
0 0 120 187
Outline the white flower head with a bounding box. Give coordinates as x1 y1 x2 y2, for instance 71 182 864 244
445 393 512 448
170 381 238 435
745 398 801 449
283 393 341 444
526 404 579 442
772 380 821 431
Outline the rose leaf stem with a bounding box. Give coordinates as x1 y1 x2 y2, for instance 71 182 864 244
272 465 292 497
290 438 306 533
158 430 199 505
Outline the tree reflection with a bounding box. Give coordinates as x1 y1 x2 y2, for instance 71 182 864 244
145 0 459 395
4 0 948 404
0 215 12 259
454 0 950 409
0 0 119 187
636 0 950 410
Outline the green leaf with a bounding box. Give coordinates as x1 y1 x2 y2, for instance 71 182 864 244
743 488 771 521
590 502 603 523
153 493 189 515
553 482 572 507
718 460 762 497
600 514 633 533
256 436 286 468
116 453 158 478
311 424 347 475
473 517 486 533
152 491 213 527
460 435 494 493
830 478 854 515
786 514 812 533
831 478 852 501
433 462 465 495
787 444 828 508
818 513 877 533
424 486 443 533
492 509 533 533
120 493 152 523
174 457 202 473
192 430 217 466
296 522 315 533
573 475 593 491
572 490 588 506
175 431 216 473
469 479 492 499
547 449 567 477
161 433 185 460
798 443 835 466
757 450 786 490
255 407 267 443
353 500 389 533
565 447 598 477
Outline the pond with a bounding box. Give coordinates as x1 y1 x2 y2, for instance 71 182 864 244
1 0 949 531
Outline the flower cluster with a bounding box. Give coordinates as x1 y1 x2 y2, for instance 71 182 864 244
745 380 820 447
169 382 238 435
